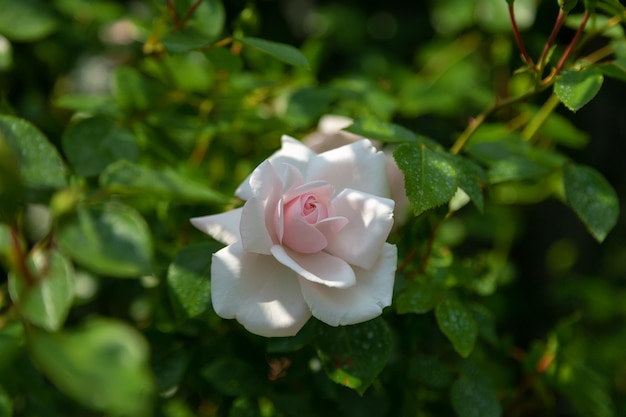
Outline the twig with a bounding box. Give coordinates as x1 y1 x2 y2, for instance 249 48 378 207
554 12 590 76
508 3 536 71
538 9 567 72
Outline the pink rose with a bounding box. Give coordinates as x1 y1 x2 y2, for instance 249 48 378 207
191 136 397 337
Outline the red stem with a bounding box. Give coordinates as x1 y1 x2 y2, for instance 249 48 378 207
539 9 567 70
165 0 180 27
179 0 204 29
508 4 536 71
554 12 590 75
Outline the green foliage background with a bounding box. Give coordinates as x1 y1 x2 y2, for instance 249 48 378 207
1 0 626 416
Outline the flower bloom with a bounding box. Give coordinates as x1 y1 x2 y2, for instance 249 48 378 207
191 136 397 337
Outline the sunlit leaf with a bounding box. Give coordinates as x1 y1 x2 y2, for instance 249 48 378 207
435 299 478 357
28 319 154 416
555 68 604 112
57 202 153 277
100 160 230 203
238 37 309 68
563 163 619 242
167 242 221 320
394 144 458 216
62 117 139 177
315 317 391 395
8 248 75 331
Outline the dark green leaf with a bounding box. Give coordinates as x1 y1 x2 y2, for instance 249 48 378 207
409 355 453 389
205 48 243 73
559 0 579 12
555 68 604 112
162 28 215 53
100 160 230 203
435 299 478 357
563 163 619 242
315 317 391 395
538 110 589 148
598 58 626 82
284 88 334 128
448 155 486 212
451 374 501 417
167 242 221 320
8 248 75 331
0 385 11 417
201 357 262 396
62 117 139 177
113 66 165 112
394 144 458 216
57 203 153 277
238 37 309 68
0 132 23 222
396 279 444 314
28 319 154 416
0 115 66 190
0 322 23 371
0 0 57 41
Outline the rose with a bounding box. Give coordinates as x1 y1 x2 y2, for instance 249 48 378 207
191 135 397 337
303 115 411 225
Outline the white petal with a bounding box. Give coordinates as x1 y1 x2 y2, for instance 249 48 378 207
190 209 242 245
326 189 394 269
270 245 356 289
306 139 390 197
211 243 311 337
236 136 315 200
299 243 397 327
240 197 275 255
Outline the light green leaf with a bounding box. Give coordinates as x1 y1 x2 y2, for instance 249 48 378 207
100 160 229 204
555 68 604 112
0 0 57 41
598 58 626 82
0 115 66 190
563 163 619 242
8 248 75 331
62 117 139 177
451 373 501 417
167 242 221 320
28 319 154 416
435 299 478 357
394 144 458 216
57 202 153 277
343 117 422 144
315 317 391 395
238 37 309 68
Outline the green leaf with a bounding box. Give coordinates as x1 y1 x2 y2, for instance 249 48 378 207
448 155 486 212
451 373 501 417
559 0 579 12
28 319 154 416
0 0 57 41
343 117 422 144
284 88 334 128
0 115 66 190
315 317 391 395
62 117 139 177
201 357 262 396
167 242 221 320
238 37 309 68
100 160 229 204
396 279 444 314
0 385 11 417
0 132 23 222
205 48 243 73
180 0 225 41
563 163 619 242
598 58 626 82
57 202 153 277
555 68 604 112
538 110 589 148
435 299 478 357
0 322 24 371
8 248 75 331
394 144 458 216
113 66 165 112
162 28 216 53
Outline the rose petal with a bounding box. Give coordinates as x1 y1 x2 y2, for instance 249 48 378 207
299 243 397 326
270 245 356 289
190 208 242 245
239 162 282 254
236 136 315 200
211 243 311 337
306 139 390 197
326 189 395 269
281 217 328 253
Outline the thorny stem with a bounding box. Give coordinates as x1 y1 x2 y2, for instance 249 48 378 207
508 4 536 71
554 12 590 76
538 9 567 72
